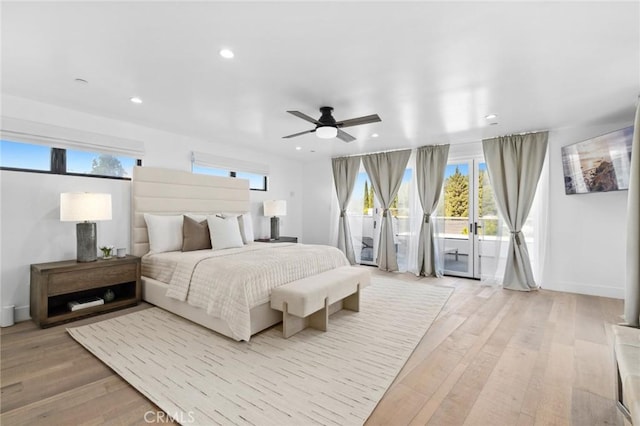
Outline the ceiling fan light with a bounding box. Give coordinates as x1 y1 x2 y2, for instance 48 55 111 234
316 126 338 139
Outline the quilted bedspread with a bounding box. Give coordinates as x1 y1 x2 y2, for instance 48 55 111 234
142 243 349 341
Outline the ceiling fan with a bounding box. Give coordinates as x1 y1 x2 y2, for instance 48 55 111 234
283 106 381 143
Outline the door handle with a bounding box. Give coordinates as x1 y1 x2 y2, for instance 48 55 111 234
474 222 481 235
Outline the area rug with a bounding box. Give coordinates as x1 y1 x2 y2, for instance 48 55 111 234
67 277 452 426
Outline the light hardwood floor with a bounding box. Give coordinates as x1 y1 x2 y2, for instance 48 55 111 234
1 271 626 425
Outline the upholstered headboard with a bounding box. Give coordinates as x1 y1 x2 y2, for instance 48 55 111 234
131 166 250 257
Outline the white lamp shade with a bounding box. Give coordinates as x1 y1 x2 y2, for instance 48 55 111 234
60 193 112 222
263 200 286 217
316 126 338 139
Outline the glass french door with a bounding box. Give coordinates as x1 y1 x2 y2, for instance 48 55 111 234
438 159 498 278
346 167 412 269
347 168 380 266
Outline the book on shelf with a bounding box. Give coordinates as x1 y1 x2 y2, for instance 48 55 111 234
68 296 104 312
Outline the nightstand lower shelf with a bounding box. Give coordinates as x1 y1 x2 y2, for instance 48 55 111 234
47 297 139 325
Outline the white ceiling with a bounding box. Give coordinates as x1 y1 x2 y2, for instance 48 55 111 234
2 1 639 160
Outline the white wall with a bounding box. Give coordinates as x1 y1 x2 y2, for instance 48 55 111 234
0 172 131 321
544 121 632 298
301 158 335 246
0 95 304 321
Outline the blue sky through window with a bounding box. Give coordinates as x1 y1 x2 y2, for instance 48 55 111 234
444 162 486 178
1 140 137 176
0 140 50 170
67 149 136 176
193 165 266 190
352 168 412 206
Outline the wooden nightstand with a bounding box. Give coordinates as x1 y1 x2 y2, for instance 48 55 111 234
255 237 298 243
30 255 141 328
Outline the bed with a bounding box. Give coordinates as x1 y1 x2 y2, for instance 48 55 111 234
131 166 349 341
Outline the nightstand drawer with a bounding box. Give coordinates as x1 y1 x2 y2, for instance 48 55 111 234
48 263 137 296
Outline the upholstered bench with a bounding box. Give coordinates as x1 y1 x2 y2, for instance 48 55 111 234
613 325 640 425
270 266 371 338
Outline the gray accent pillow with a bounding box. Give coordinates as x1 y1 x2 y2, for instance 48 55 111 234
182 216 212 251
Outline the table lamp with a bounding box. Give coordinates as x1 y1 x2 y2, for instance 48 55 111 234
263 200 286 240
60 192 112 262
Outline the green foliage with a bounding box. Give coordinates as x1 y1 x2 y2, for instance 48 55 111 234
478 170 497 218
478 170 499 236
362 179 404 218
444 167 469 218
363 181 374 214
91 154 126 177
442 167 502 236
482 219 499 236
389 193 399 217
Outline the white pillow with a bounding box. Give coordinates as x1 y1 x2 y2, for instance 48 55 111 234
144 214 184 253
239 213 255 243
223 212 255 244
207 215 244 250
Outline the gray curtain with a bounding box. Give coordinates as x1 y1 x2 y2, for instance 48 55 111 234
482 132 548 291
625 104 640 327
331 156 361 265
416 144 450 277
362 149 411 271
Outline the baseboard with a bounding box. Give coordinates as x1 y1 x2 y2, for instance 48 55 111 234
543 281 624 299
15 305 31 322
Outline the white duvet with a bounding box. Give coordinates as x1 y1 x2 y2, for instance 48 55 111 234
142 243 350 340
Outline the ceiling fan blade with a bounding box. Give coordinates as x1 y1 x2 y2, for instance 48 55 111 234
287 111 320 125
336 114 381 128
282 129 315 139
336 129 356 143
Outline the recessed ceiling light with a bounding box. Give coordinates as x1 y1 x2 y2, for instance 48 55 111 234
74 78 88 84
130 97 143 104
371 133 379 138
219 48 234 59
295 146 302 151
485 114 497 120
489 122 499 126
310 150 316 153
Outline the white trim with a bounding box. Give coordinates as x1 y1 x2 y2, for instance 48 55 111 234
14 305 31 323
192 151 269 176
542 280 624 299
1 116 145 157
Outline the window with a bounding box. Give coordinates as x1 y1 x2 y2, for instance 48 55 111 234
235 171 268 191
66 149 137 178
193 165 268 191
192 165 230 178
0 140 51 172
0 139 141 180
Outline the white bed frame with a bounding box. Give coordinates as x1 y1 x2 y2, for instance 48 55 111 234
131 166 281 340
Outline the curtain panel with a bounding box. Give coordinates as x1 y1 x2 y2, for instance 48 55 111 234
362 149 412 271
482 131 548 291
416 144 450 277
331 156 361 264
625 104 640 327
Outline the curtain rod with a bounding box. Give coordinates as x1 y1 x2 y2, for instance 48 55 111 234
331 129 549 160
332 144 446 160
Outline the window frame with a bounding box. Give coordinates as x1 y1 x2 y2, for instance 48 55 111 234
193 167 268 191
0 142 142 181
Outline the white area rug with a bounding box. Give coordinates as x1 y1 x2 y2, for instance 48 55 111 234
68 277 452 426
